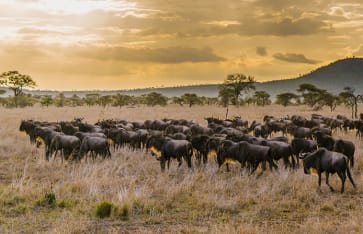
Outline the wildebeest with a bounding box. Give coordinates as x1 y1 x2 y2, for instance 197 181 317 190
333 139 355 167
261 140 295 168
190 134 210 164
291 138 317 156
301 148 356 193
34 126 61 160
217 140 278 174
158 139 193 171
79 136 111 160
19 120 39 144
290 126 312 139
47 134 81 161
313 131 335 150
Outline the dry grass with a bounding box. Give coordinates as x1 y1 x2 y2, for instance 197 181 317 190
1 104 363 233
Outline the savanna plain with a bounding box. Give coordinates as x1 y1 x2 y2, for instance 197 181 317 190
1 104 363 234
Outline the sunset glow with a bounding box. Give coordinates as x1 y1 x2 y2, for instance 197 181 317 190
0 0 362 90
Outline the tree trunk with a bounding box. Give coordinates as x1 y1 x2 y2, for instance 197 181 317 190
225 105 229 119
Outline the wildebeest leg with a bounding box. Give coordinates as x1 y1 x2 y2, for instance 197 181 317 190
291 155 296 169
295 154 300 168
186 156 192 169
262 161 267 171
283 157 290 169
249 164 259 175
45 147 50 161
317 172 322 192
202 153 208 164
346 166 356 189
168 158 172 169
267 158 278 171
337 171 346 193
195 152 201 166
325 172 334 192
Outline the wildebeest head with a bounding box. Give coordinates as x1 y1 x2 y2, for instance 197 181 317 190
145 135 167 158
302 148 325 174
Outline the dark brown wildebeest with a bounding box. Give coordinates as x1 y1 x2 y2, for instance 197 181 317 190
313 131 335 150
47 134 81 161
217 140 278 175
146 135 193 171
333 139 355 167
301 148 356 193
261 140 295 168
79 136 111 160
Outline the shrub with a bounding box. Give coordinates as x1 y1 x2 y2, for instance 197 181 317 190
119 203 129 221
96 201 113 218
36 192 56 207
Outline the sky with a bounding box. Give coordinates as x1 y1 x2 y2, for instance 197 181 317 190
0 0 362 90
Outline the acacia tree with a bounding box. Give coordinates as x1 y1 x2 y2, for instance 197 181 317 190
181 93 201 107
253 91 271 106
219 73 255 107
171 96 184 106
339 87 363 119
98 95 112 108
69 94 83 107
275 92 299 106
0 71 36 107
40 95 53 107
318 91 339 112
142 92 168 106
54 93 67 107
112 94 133 108
83 93 100 107
296 83 323 107
0 71 36 96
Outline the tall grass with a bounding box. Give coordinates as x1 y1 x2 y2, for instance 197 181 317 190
0 104 362 233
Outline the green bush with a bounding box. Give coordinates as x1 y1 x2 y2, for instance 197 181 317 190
96 201 113 218
16 204 28 215
58 200 73 208
119 203 129 221
36 192 56 207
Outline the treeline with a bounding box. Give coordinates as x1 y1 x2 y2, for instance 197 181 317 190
0 71 362 118
0 92 220 108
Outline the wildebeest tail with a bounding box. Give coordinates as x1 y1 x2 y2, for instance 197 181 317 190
350 154 354 168
346 159 356 188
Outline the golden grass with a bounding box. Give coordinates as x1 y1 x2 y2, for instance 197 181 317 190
0 104 363 233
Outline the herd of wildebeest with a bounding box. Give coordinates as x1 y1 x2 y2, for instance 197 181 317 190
19 113 363 193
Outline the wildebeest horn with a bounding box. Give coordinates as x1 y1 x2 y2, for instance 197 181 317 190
299 152 308 159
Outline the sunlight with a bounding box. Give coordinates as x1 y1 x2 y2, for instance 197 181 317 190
26 0 136 15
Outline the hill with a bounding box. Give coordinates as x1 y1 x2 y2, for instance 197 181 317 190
256 57 363 98
1 57 363 99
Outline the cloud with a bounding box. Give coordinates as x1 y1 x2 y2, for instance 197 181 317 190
273 53 321 64
138 16 332 38
256 46 267 56
353 45 363 56
76 46 226 63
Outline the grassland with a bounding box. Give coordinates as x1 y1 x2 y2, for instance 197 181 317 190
1 104 363 233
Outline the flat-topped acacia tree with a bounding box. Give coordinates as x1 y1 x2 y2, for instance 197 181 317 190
0 71 36 97
0 71 36 107
219 73 255 107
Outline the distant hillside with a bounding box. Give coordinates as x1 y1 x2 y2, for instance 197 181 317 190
256 57 363 98
1 57 363 99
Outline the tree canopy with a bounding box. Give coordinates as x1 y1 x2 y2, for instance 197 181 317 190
275 92 299 107
339 87 363 118
0 71 36 96
218 73 255 106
